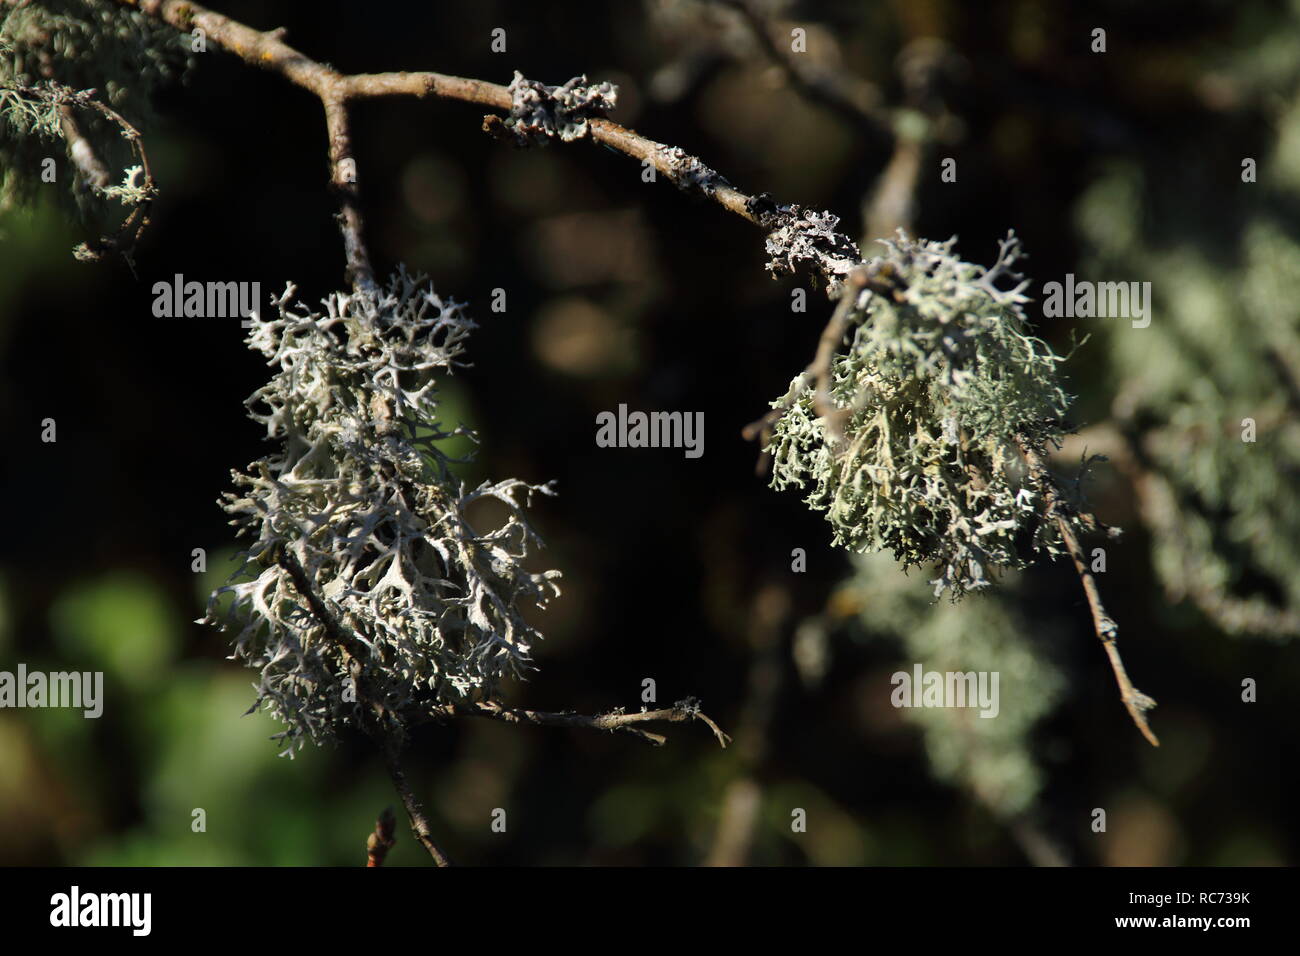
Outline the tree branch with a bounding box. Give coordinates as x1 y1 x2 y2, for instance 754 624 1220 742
713 0 893 144
273 542 459 864
56 105 111 190
428 698 731 749
1064 422 1300 638
742 258 907 466
8 78 158 265
365 806 397 867
1015 434 1160 747
119 0 861 288
382 743 454 867
269 535 728 865
321 92 373 291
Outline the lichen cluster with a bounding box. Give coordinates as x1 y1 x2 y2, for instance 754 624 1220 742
767 233 1078 598
499 70 617 145
206 268 561 753
0 0 187 209
759 202 862 289
1080 167 1300 638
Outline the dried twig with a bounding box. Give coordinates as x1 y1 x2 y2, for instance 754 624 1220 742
428 698 731 749
56 105 111 190
118 0 860 288
383 744 454 867
742 259 906 468
7 79 158 264
365 807 397 867
1065 422 1300 638
272 543 458 864
1015 433 1159 747
269 539 728 861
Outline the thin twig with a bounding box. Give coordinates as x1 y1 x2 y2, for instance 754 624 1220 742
714 0 892 144
742 259 906 470
383 743 454 867
118 0 860 288
365 807 397 867
429 698 731 749
270 538 728 862
322 92 374 291
274 543 459 864
1065 422 1300 638
56 106 112 190
704 581 789 867
272 542 384 719
709 3 960 249
9 78 158 264
1015 434 1159 747
809 266 868 443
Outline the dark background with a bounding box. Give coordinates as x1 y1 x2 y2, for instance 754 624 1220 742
0 0 1295 865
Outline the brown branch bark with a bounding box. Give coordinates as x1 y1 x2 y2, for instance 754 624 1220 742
428 698 731 749
365 807 397 867
742 258 906 468
1015 434 1160 747
56 106 112 190
382 744 454 867
118 0 860 287
1063 423 1300 638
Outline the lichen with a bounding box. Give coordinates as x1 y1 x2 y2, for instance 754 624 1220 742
205 268 562 753
767 232 1081 598
499 70 617 145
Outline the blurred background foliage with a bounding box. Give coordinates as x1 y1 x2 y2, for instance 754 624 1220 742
0 0 1297 865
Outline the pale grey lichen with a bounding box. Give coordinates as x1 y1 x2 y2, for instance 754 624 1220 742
762 204 862 288
657 143 727 196
767 232 1081 598
500 70 618 145
205 268 561 754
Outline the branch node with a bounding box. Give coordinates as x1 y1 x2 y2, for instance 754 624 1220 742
492 70 618 146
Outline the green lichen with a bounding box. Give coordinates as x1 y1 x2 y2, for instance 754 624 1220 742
768 232 1080 598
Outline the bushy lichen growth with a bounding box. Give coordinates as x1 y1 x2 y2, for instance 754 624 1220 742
767 233 1078 598
0 0 186 209
497 71 617 145
762 204 862 287
205 269 561 753
1079 170 1300 638
1062 0 1300 642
